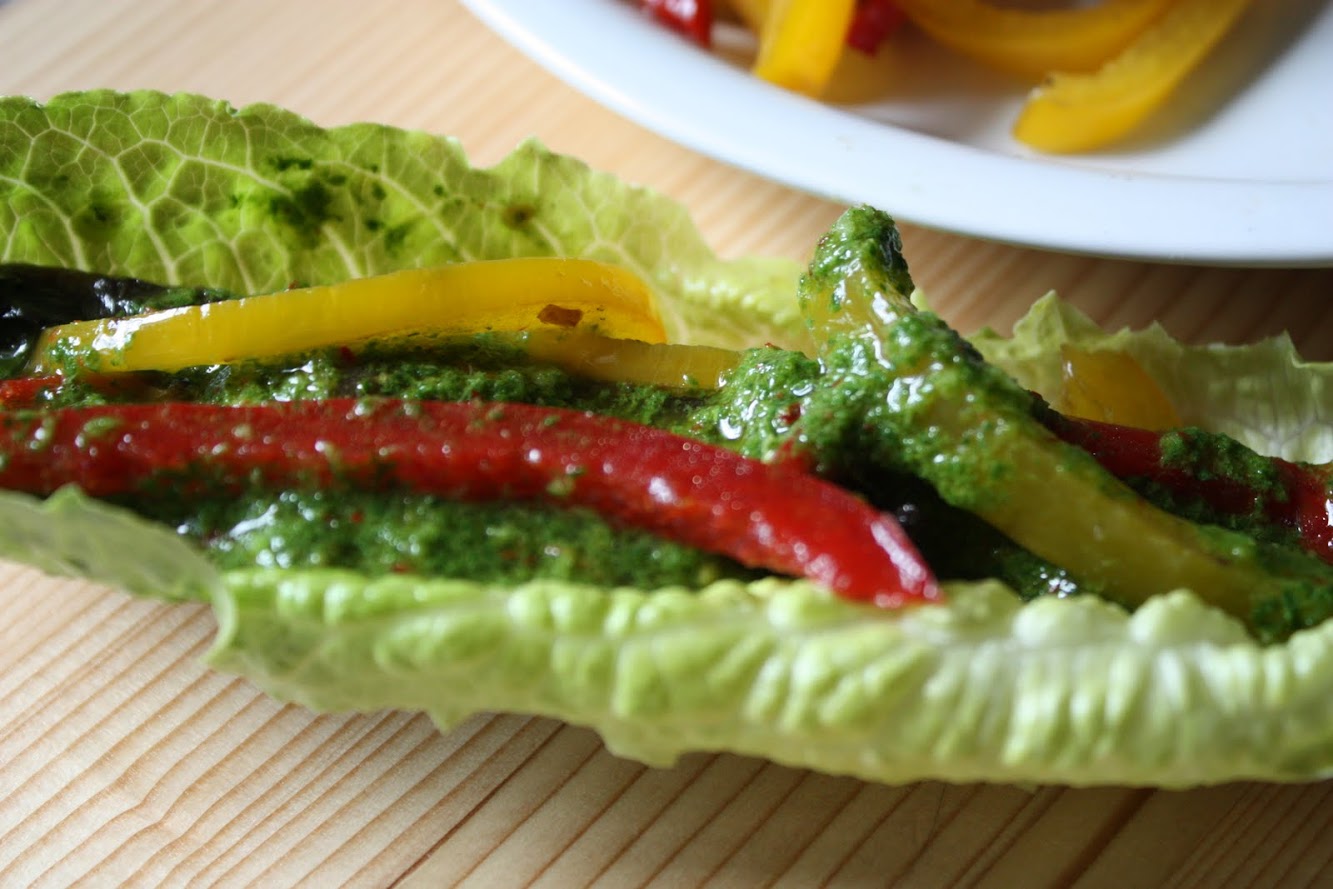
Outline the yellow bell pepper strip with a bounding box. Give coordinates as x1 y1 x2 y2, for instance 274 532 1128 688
894 0 1176 78
521 329 742 391
798 205 1307 628
727 0 904 59
1012 0 1254 153
20 334 738 400
28 258 666 375
1057 345 1182 431
752 0 858 97
722 0 768 34
1044 411 1333 574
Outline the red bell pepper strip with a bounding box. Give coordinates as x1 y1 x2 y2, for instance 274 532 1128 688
1045 412 1333 567
846 0 905 55
0 398 940 608
640 0 714 48
0 374 62 409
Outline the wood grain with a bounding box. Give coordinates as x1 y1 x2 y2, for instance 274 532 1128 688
2 1 1331 886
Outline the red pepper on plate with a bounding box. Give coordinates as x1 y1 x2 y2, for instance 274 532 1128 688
845 0 905 55
640 0 715 47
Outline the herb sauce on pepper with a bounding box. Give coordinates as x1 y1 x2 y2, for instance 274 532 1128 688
5 260 1332 640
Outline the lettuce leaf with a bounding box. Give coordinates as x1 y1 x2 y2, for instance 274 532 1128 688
0 486 215 602
976 294 1333 464
210 570 1331 787
0 90 808 352
2 90 1330 786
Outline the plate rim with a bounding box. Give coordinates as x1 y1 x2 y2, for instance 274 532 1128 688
462 0 1333 267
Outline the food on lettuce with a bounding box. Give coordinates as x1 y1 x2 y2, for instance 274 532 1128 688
0 397 940 608
1054 345 1182 429
2 91 1331 787
633 0 1254 152
1045 413 1333 573
796 211 1332 638
24 258 669 373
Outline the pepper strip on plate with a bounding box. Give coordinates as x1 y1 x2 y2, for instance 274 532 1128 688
752 0 858 97
0 398 940 608
845 0 906 56
894 0 1176 78
640 0 714 47
1011 0 1253 152
27 258 666 375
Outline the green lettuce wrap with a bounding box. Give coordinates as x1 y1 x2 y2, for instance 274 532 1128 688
1 90 1329 787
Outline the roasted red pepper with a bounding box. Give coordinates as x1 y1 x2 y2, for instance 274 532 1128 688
0 398 940 608
1045 412 1333 567
846 0 905 55
0 374 61 409
640 0 714 47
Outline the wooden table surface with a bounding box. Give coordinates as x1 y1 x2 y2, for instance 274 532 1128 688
2 1 1331 886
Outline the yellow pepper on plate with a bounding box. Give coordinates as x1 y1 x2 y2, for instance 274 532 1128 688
894 0 1177 78
723 0 769 33
751 0 858 97
698 0 1255 152
29 258 667 374
1012 0 1254 153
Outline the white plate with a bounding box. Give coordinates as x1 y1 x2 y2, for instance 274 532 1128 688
461 0 1333 266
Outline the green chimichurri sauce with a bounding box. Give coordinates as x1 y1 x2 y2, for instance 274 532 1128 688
130 488 757 588
113 339 836 590
97 335 1085 601
4 263 1330 641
